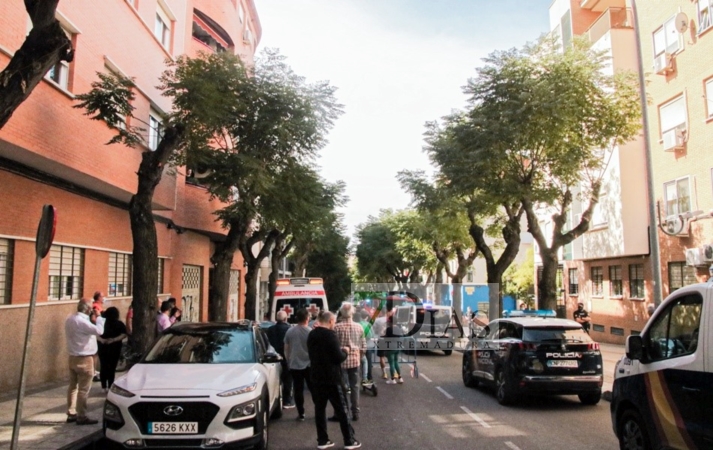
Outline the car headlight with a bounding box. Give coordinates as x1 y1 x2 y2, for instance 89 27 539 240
110 384 136 398
226 399 258 422
217 382 257 397
104 401 124 422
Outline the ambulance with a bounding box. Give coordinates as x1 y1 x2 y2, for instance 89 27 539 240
272 277 328 324
610 282 713 449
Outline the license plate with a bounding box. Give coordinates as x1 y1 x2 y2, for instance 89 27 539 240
547 360 578 368
148 422 198 434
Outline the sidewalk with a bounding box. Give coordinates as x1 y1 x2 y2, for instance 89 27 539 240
0 380 104 450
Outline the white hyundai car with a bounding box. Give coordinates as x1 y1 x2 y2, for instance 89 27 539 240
103 321 283 449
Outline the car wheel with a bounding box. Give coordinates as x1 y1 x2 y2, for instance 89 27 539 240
255 396 269 450
443 350 453 356
578 390 602 405
496 368 515 406
618 409 651 450
462 355 479 388
270 385 283 420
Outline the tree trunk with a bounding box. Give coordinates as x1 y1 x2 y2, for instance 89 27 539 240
240 229 279 321
537 250 559 311
434 263 444 305
268 238 281 313
129 125 183 354
243 261 260 321
469 205 524 320
208 223 243 322
0 0 73 129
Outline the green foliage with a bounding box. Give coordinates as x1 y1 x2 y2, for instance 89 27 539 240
503 247 535 300
305 222 351 309
355 212 404 283
74 72 144 147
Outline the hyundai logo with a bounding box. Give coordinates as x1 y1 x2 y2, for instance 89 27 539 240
163 405 184 416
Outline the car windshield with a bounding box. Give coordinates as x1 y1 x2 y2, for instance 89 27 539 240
522 327 592 343
144 328 255 364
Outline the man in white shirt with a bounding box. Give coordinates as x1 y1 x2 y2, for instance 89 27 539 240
65 298 105 425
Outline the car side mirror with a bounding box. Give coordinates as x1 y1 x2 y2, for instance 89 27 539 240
626 335 644 361
476 327 489 339
261 351 282 364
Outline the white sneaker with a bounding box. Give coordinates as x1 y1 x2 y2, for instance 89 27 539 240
397 377 404 384
385 379 396 385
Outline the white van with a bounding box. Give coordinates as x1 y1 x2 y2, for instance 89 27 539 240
610 282 713 449
271 277 328 324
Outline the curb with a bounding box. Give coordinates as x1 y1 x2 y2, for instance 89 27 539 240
57 430 103 450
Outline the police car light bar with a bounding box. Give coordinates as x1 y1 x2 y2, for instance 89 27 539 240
503 309 557 318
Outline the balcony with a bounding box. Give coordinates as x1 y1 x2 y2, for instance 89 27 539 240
580 0 626 12
585 7 633 44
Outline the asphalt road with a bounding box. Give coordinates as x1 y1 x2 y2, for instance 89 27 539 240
266 350 618 450
85 350 619 450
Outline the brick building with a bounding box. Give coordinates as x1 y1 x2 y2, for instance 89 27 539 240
635 0 713 296
0 0 260 390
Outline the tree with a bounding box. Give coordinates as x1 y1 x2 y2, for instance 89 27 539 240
420 115 526 319
354 214 404 284
263 166 347 311
200 49 343 321
305 221 351 310
398 170 478 317
0 0 73 128
503 247 535 305
435 37 641 311
76 52 246 352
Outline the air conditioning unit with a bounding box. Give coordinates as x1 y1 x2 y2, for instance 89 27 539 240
686 247 705 267
662 127 685 151
665 215 689 236
654 53 673 75
703 244 713 262
243 29 251 42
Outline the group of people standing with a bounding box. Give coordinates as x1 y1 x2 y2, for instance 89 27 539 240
266 301 407 449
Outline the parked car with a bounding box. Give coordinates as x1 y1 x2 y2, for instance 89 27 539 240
103 321 282 449
462 317 603 406
611 283 712 450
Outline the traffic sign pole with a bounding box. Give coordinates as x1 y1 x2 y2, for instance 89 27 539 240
11 205 56 450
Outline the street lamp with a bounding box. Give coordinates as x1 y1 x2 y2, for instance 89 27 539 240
630 0 663 306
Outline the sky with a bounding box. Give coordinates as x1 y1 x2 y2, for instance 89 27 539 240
256 0 552 239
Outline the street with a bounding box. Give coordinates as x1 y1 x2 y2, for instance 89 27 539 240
88 350 618 450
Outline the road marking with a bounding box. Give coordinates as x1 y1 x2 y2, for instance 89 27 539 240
435 386 453 399
420 374 432 383
459 405 491 428
504 442 521 450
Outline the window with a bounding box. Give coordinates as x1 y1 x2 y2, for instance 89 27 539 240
239 4 245 23
243 26 253 44
466 269 473 283
668 262 697 291
0 239 13 304
645 294 702 361
148 110 162 150
158 258 165 294
154 5 172 49
591 267 603 296
568 268 579 295
592 191 608 226
659 95 687 137
560 10 573 49
705 78 713 119
698 0 713 34
126 0 137 6
629 264 645 299
49 245 84 301
108 253 132 297
38 17 76 92
663 177 692 216
609 266 622 297
653 16 682 56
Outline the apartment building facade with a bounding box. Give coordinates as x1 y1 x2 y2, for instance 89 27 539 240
0 0 260 390
636 0 713 296
535 0 653 344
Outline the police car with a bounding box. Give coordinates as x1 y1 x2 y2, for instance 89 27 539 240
611 282 713 450
272 278 328 324
462 317 603 405
394 303 457 355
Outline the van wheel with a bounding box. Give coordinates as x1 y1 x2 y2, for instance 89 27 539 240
495 368 515 406
578 390 601 405
462 355 479 388
618 409 650 450
444 350 453 356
